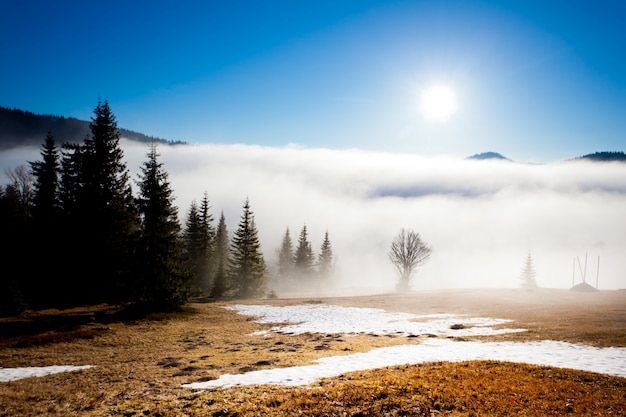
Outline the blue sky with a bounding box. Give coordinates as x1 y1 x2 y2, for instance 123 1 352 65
2 0 625 162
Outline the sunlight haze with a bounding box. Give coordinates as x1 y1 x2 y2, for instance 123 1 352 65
419 85 458 122
1 1 625 162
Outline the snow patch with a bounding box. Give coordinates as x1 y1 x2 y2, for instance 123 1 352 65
227 304 525 337
184 338 626 389
0 365 94 382
182 304 626 389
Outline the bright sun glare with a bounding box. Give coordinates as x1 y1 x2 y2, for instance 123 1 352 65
420 85 457 122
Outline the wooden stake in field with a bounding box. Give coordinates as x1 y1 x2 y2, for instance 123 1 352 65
596 255 600 290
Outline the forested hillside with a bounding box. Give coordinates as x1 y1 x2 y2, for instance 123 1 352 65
0 106 185 150
0 101 334 316
573 151 626 162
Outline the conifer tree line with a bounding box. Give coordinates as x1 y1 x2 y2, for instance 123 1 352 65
273 225 335 293
0 101 335 316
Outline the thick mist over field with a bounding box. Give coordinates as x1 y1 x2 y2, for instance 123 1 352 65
2 142 625 292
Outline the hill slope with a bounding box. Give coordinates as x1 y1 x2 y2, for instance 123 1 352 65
467 151 510 161
572 151 626 162
0 106 184 150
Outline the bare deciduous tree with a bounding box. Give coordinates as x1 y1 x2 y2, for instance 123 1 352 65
388 228 432 291
5 165 34 217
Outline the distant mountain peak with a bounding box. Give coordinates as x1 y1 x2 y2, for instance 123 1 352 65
467 152 509 161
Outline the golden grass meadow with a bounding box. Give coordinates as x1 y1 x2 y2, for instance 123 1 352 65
1 289 625 416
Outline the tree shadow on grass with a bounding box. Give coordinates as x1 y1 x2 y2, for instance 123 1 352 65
0 303 197 348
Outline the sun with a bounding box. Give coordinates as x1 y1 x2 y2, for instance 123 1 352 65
419 85 457 122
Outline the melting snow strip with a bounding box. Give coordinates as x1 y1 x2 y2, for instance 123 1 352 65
226 304 526 337
182 303 626 389
183 339 626 389
0 365 94 382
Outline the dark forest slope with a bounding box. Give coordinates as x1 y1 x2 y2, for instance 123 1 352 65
0 106 185 150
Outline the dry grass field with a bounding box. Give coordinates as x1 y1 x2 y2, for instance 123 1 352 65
1 288 625 416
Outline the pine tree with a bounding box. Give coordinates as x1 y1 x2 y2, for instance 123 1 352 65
59 142 83 218
28 131 62 307
277 227 295 280
62 100 138 304
229 198 266 298
183 193 216 293
199 192 216 290
183 199 205 292
317 230 334 279
294 224 315 279
0 183 28 315
29 131 60 223
134 143 191 309
210 211 230 298
520 253 538 290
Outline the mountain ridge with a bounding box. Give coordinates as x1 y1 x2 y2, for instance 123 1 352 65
0 106 185 150
467 151 510 161
1 106 623 163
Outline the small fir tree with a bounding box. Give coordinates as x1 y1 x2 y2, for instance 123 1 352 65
199 192 216 288
211 211 230 297
183 200 207 292
229 198 266 298
317 230 334 279
277 227 295 280
29 131 60 223
520 253 538 290
183 193 215 293
294 224 315 278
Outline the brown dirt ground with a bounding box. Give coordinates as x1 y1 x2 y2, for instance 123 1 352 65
0 288 625 416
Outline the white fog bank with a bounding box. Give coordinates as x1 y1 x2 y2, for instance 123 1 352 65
3 142 626 290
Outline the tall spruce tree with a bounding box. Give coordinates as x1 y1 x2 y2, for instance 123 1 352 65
63 100 137 304
134 143 191 309
294 224 315 278
317 230 334 279
210 211 229 298
28 132 62 307
229 198 266 298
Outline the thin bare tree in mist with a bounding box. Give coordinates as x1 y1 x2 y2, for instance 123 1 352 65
4 165 34 219
388 228 431 291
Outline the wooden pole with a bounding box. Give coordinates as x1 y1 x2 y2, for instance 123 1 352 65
596 256 600 290
577 256 584 283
